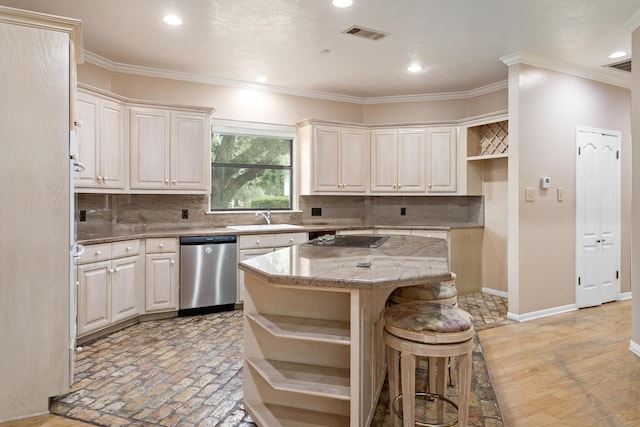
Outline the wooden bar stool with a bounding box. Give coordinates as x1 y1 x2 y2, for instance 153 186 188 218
384 302 474 427
388 276 459 390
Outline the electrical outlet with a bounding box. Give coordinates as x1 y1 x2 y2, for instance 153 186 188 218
525 187 535 202
400 207 406 216
79 210 86 222
311 207 322 216
181 209 189 219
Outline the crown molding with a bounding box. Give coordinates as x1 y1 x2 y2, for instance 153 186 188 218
84 50 508 106
624 6 640 32
500 52 631 89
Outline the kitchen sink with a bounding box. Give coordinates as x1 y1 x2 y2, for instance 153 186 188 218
226 224 305 231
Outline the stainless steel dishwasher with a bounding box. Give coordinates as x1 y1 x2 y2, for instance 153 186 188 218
179 235 237 314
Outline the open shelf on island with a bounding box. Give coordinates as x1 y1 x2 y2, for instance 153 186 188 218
247 313 351 345
245 400 350 427
246 358 351 400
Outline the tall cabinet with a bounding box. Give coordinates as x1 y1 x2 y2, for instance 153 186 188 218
0 6 82 422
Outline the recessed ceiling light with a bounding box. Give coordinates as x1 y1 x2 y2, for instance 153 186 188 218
608 51 627 59
406 64 424 73
163 14 183 26
332 0 353 8
255 76 268 83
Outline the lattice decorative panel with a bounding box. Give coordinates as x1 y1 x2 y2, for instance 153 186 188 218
479 121 508 156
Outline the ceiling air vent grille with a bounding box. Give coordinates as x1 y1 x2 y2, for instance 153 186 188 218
605 59 632 72
342 25 389 41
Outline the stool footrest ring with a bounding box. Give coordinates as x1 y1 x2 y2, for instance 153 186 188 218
391 392 459 427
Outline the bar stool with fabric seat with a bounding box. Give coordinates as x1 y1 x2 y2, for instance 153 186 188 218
384 301 474 427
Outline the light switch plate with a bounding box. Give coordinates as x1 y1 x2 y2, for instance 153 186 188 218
525 187 535 202
557 187 565 202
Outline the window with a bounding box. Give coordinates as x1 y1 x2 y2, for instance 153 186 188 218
210 120 295 211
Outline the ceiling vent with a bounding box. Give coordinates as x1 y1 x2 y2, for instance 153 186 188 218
605 59 632 72
341 25 389 41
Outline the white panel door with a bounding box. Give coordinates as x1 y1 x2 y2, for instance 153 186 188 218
370 130 398 192
427 127 457 193
130 108 171 189
313 126 341 191
575 127 620 308
171 112 209 190
99 99 125 189
340 128 368 192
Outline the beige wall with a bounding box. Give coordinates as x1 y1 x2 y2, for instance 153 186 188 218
631 29 640 351
510 64 631 316
362 88 508 124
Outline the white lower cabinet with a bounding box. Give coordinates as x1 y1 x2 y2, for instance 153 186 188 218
237 232 308 303
76 240 142 337
145 237 179 312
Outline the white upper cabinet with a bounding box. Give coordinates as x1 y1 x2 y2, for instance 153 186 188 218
75 91 126 190
130 107 210 192
371 128 426 193
426 127 457 193
299 122 368 194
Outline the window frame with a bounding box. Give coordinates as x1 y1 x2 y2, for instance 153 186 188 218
210 119 298 212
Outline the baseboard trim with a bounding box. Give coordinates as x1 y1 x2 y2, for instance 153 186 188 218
630 340 640 358
507 304 577 323
481 287 508 298
620 291 633 300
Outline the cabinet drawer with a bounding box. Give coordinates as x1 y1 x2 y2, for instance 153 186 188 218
111 239 141 258
274 232 308 247
239 234 275 249
146 237 177 253
78 243 111 264
411 230 449 241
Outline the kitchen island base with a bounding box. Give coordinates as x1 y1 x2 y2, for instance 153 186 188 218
243 273 391 427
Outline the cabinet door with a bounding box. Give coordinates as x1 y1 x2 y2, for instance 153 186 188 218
427 128 457 192
130 107 171 189
75 92 99 188
237 248 274 303
77 261 111 336
398 129 426 192
171 112 209 190
370 130 397 192
111 255 141 323
313 126 341 192
340 128 368 192
99 99 125 189
145 252 178 312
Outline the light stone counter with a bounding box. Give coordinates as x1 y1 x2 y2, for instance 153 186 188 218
238 234 452 289
241 235 452 427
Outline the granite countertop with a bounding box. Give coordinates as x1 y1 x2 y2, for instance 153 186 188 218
238 234 452 290
77 223 482 245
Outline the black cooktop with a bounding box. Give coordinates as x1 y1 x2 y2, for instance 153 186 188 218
306 234 390 248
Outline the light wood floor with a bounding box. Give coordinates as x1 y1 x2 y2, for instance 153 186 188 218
480 299 640 427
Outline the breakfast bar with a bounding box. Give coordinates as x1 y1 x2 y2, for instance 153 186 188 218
239 235 451 427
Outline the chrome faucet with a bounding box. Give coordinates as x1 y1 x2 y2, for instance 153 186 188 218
255 209 271 225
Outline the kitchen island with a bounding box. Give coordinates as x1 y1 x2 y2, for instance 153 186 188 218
239 235 451 427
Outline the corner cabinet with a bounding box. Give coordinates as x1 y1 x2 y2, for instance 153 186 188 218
298 121 369 194
75 90 126 191
130 107 210 193
370 128 426 193
76 240 143 337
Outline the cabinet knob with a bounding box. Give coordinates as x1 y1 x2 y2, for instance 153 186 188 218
97 176 102 181
159 243 164 249
289 238 294 242
165 179 169 184
95 250 101 256
170 260 175 265
172 179 176 184
115 268 120 272
126 246 132 251
398 183 402 188
109 268 114 273
255 240 260 245
103 176 108 182
429 183 432 188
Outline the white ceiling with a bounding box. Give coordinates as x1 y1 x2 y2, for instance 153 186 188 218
2 0 639 100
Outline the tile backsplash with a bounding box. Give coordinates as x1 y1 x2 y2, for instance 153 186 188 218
77 193 482 239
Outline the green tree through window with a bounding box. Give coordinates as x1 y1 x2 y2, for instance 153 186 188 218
211 134 292 210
